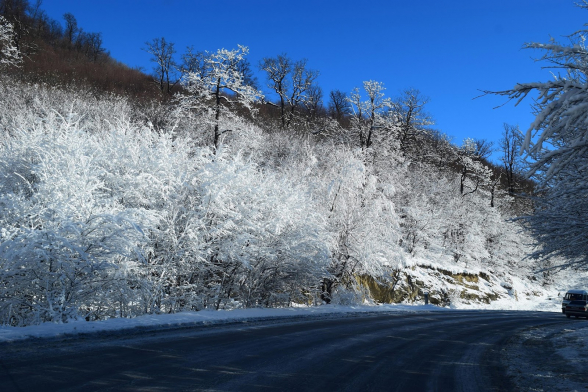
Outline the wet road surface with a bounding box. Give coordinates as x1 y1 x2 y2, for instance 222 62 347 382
0 310 569 391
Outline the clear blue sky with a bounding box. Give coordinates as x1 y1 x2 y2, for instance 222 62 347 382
41 0 586 160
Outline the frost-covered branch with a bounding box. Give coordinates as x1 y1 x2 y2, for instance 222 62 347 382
0 16 21 68
176 45 262 149
347 81 396 149
483 5 588 266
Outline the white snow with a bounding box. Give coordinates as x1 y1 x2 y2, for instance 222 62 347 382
504 320 588 392
0 274 570 344
553 327 588 372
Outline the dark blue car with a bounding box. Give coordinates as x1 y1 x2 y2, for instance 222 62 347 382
565 300 588 319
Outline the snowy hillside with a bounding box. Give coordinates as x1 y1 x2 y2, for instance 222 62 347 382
0 77 564 328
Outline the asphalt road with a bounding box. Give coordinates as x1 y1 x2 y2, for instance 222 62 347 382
0 310 571 392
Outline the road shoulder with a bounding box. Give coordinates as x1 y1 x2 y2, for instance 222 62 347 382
502 318 588 391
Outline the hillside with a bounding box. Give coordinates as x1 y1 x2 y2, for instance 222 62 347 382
0 76 558 326
0 2 568 327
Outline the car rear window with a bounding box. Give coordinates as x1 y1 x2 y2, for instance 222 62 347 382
565 293 586 300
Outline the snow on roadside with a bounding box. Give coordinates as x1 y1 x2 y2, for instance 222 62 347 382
0 303 448 343
455 295 561 312
496 268 588 391
503 320 588 392
0 287 565 344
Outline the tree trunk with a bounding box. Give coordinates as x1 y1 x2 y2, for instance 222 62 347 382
213 78 221 149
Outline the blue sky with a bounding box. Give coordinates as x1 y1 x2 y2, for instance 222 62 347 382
41 0 586 160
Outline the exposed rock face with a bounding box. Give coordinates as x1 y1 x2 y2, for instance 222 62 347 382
356 266 507 307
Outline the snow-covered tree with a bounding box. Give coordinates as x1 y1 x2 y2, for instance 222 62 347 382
0 113 149 325
178 45 262 149
457 138 492 197
0 80 337 324
488 4 588 267
0 30 555 324
395 161 500 267
392 88 434 156
313 148 405 301
348 81 397 150
0 15 21 68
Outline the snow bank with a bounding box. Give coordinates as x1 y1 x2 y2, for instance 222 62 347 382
0 291 567 344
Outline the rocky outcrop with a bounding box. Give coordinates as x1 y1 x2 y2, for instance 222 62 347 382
356 266 504 307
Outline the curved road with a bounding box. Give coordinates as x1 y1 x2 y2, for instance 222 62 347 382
0 310 571 391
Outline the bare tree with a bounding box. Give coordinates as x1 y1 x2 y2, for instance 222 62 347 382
144 37 178 95
180 46 207 78
489 171 503 208
259 54 289 128
260 54 319 129
328 89 350 122
499 123 523 195
63 12 77 44
287 59 319 128
235 56 258 90
86 32 104 62
0 0 30 20
474 138 494 161
73 27 84 53
29 0 42 20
